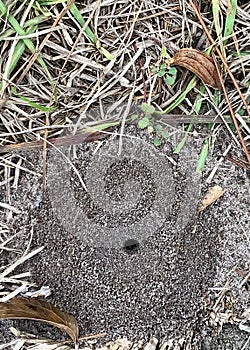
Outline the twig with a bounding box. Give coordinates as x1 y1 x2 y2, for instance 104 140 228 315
58 332 106 345
224 155 250 171
0 130 112 154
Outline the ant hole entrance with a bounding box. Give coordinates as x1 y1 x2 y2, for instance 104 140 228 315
123 239 140 253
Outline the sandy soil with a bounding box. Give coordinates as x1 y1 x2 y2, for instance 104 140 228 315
0 126 250 349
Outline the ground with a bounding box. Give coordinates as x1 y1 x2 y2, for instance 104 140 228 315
0 1 250 349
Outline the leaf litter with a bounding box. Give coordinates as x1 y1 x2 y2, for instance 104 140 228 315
199 185 225 212
0 298 79 345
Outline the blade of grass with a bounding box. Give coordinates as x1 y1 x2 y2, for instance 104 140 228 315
39 0 69 4
160 76 197 114
173 123 193 154
14 0 79 98
224 0 237 45
212 0 226 58
0 0 52 87
11 87 56 112
69 3 114 60
173 83 205 156
196 139 209 174
4 26 37 78
0 14 50 40
231 51 250 57
69 3 97 43
84 121 121 132
196 87 222 174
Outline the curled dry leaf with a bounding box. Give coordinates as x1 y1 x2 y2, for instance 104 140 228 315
171 48 222 90
0 297 79 344
199 185 225 211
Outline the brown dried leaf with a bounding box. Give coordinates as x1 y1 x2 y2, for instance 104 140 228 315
199 185 225 211
172 48 222 90
0 297 79 344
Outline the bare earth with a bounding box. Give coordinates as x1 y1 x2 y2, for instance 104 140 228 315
0 126 250 349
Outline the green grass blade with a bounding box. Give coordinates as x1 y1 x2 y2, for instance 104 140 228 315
11 87 56 112
24 14 50 27
196 138 209 174
194 85 205 113
6 26 37 78
173 83 205 155
231 51 250 57
224 0 237 45
69 3 114 60
98 47 114 60
195 86 222 174
212 0 226 56
0 0 53 83
212 0 221 39
69 3 97 43
85 121 120 132
195 84 210 173
162 76 197 114
173 123 193 154
0 14 49 40
39 0 68 4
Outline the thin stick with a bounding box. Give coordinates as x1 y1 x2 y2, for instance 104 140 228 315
213 51 250 164
58 332 106 345
0 130 111 154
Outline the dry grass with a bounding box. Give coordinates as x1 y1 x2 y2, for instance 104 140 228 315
0 1 249 140
1 0 250 348
0 1 249 164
